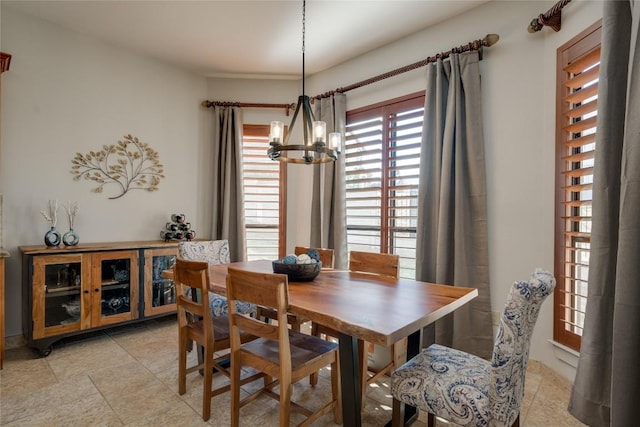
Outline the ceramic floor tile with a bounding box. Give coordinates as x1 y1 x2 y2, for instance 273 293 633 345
44 337 136 381
89 359 164 400
0 318 586 427
0 375 100 424
103 380 184 424
2 392 123 427
0 350 58 399
124 398 208 427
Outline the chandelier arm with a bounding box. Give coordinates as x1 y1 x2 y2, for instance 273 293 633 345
284 95 305 145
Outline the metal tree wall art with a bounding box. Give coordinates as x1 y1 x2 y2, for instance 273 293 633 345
71 134 164 200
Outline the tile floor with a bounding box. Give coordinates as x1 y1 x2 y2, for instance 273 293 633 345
0 316 585 426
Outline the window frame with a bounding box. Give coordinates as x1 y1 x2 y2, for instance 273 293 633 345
554 20 601 352
242 124 287 260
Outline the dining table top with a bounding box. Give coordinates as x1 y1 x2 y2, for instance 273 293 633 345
201 259 478 347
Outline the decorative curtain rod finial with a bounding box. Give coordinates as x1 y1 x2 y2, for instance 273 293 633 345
484 34 499 47
528 0 572 33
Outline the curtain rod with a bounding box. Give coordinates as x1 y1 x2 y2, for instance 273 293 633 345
201 100 297 115
314 33 499 99
202 33 499 108
528 0 573 33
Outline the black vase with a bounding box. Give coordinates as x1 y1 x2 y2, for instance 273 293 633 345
44 227 61 247
63 229 79 246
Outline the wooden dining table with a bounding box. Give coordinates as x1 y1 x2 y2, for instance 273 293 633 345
193 259 478 427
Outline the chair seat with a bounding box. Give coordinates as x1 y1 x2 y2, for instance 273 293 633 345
391 344 491 426
241 330 338 378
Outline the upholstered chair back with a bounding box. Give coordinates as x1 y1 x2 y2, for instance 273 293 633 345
178 240 230 265
390 269 555 427
178 240 255 317
489 269 556 426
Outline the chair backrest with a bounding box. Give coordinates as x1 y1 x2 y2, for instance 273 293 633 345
174 258 212 340
349 250 400 278
226 268 291 372
179 240 230 265
295 246 335 269
489 269 556 425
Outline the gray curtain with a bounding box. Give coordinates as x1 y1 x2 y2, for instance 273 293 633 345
311 93 348 270
415 51 493 360
569 2 640 425
211 106 246 262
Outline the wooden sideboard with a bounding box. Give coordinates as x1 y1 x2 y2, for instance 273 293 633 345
21 240 179 356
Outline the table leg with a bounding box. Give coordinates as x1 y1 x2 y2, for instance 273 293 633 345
338 333 362 427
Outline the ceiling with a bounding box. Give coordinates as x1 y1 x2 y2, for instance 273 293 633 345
3 0 489 79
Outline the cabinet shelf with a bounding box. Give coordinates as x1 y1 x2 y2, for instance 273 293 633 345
46 285 81 294
101 282 129 290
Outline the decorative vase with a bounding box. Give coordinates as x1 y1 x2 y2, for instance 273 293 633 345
62 229 80 246
44 227 62 247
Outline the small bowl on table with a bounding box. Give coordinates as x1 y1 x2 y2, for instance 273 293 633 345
272 260 322 282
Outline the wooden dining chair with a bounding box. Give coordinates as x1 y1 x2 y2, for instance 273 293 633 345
310 250 401 410
174 259 263 421
256 246 334 332
226 267 342 427
294 246 335 269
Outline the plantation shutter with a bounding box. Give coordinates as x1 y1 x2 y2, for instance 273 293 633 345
345 94 424 279
242 125 286 261
555 24 600 351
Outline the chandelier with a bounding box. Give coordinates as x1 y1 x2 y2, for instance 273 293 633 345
267 0 341 164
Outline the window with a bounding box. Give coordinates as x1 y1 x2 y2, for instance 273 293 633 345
242 124 286 261
345 93 425 279
554 22 601 351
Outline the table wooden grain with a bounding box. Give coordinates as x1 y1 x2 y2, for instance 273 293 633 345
195 259 478 427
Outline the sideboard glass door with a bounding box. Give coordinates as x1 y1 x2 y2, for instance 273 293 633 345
143 247 177 316
32 254 89 339
92 251 139 326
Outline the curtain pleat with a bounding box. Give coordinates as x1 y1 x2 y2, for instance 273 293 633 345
311 93 348 269
569 1 640 425
415 51 493 359
211 106 246 262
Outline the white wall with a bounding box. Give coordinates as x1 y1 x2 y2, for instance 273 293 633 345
0 7 208 336
2 0 605 382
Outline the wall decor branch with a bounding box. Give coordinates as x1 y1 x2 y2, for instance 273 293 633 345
71 134 165 200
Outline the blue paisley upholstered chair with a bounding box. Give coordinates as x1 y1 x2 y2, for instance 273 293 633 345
178 240 256 316
390 269 556 427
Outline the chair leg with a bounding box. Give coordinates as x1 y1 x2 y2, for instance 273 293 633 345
511 414 520 427
427 413 436 427
309 322 321 386
391 398 404 427
279 380 292 427
230 351 241 427
202 344 214 421
331 358 342 424
178 332 187 395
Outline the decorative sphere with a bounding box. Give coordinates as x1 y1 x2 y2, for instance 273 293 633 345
307 248 320 262
296 254 312 264
282 255 298 264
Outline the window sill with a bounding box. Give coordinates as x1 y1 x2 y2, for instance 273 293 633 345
548 339 580 368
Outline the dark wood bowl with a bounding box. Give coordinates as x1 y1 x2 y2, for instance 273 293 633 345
272 260 322 282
